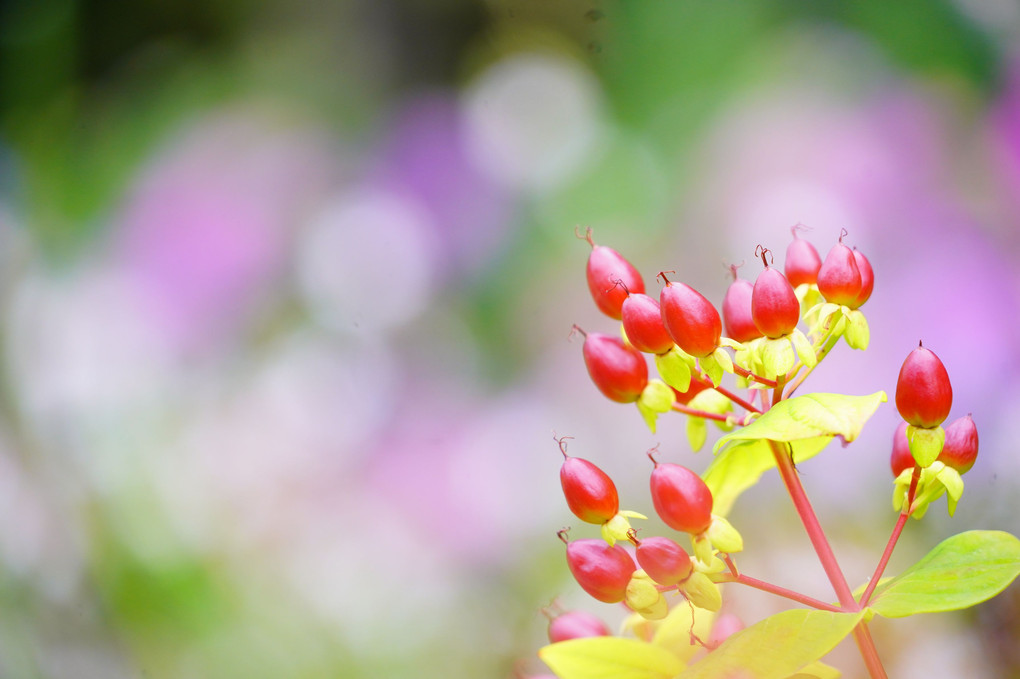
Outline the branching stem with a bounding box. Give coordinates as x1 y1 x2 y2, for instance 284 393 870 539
859 464 922 606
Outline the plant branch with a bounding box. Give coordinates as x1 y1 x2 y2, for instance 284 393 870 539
732 364 778 388
712 383 762 414
859 464 922 606
713 572 844 613
671 403 752 425
769 440 888 678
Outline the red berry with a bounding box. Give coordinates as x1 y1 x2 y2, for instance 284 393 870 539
648 458 713 535
938 414 978 474
890 421 914 477
547 609 611 643
580 331 648 403
751 248 799 338
659 276 722 358
561 533 636 604
621 293 674 354
722 266 762 343
895 343 953 429
816 234 862 306
582 229 645 320
560 455 619 525
784 230 822 287
631 534 693 586
849 249 874 309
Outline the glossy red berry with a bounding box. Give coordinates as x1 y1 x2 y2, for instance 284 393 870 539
890 421 914 477
849 248 874 309
784 229 822 287
547 609 611 643
816 233 862 306
560 532 636 604
648 456 714 535
938 414 978 474
659 275 722 358
621 293 674 354
582 229 645 320
579 330 648 403
751 247 800 339
722 266 762 343
630 533 693 586
895 343 953 429
560 453 619 525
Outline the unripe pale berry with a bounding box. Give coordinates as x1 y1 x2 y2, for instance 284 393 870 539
784 231 822 287
631 533 693 586
579 330 648 403
560 532 636 604
560 454 619 525
890 421 914 478
938 414 978 474
547 609 611 643
816 234 862 306
648 457 714 535
659 276 722 358
895 343 953 429
751 248 799 338
582 229 645 320
621 293 674 354
722 266 762 343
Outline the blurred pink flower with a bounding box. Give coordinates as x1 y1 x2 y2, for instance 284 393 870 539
113 110 339 353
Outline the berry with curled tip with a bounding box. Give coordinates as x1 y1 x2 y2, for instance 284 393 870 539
557 438 619 525
751 246 800 339
545 609 611 643
722 264 762 343
784 226 822 287
577 327 648 403
658 273 722 358
580 227 645 320
628 531 693 586
559 530 636 604
621 293 675 354
890 421 914 478
895 342 953 429
850 248 874 309
648 452 714 535
938 414 979 474
816 230 862 306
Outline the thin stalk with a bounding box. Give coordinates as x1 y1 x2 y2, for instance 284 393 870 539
732 364 778 388
713 572 844 613
860 465 922 606
673 401 754 424
769 440 888 678
784 331 841 399
712 383 762 414
769 441 856 607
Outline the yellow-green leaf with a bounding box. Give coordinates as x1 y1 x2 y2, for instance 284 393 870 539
539 637 685 679
678 609 864 679
713 392 887 456
703 437 830 516
868 530 1020 618
789 660 841 678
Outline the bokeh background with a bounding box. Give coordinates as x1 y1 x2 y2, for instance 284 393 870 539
1 1 1020 677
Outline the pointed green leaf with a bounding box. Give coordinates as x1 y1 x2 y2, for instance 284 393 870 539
713 392 887 455
679 609 864 679
686 416 707 452
701 353 724 387
539 637 685 679
843 309 869 350
790 328 817 368
868 530 1020 618
703 437 830 516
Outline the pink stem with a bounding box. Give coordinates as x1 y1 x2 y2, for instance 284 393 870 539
714 572 844 613
859 465 922 606
712 384 762 414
